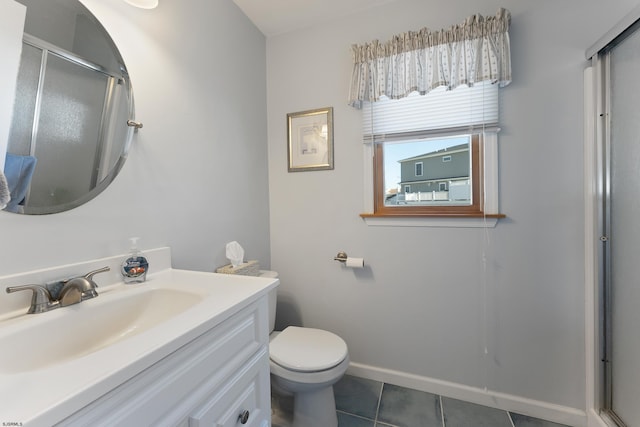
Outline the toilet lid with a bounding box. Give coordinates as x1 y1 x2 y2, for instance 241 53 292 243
270 326 348 372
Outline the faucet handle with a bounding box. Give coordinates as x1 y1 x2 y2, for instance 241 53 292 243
6 284 59 314
84 266 110 282
81 266 111 294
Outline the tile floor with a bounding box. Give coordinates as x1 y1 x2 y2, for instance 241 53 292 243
271 375 573 427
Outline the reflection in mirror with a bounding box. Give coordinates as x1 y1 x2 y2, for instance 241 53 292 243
382 137 472 207
3 0 134 214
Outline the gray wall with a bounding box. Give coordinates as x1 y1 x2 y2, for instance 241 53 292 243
266 0 636 412
0 0 270 276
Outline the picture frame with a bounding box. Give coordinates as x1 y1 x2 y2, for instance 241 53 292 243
287 107 333 172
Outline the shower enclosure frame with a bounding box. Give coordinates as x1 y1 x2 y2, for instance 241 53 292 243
585 6 640 427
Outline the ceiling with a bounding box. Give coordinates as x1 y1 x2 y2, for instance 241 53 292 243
232 0 399 37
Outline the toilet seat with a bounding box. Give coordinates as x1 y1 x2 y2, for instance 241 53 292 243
270 326 348 373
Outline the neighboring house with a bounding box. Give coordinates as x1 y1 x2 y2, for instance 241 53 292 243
396 143 470 203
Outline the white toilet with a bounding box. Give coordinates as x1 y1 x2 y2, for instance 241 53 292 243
262 271 349 427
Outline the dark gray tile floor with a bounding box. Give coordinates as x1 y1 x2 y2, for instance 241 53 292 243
271 374 574 427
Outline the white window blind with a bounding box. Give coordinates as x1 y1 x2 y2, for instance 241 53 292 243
362 81 499 142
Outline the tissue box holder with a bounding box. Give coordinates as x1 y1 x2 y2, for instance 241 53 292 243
216 260 260 276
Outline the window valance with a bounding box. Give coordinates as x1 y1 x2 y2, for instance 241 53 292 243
348 8 512 108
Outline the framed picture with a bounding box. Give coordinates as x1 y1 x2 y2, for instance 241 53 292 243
287 107 333 172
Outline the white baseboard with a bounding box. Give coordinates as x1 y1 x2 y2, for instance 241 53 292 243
347 362 587 427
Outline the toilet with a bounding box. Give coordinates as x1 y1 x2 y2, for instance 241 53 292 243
262 271 349 427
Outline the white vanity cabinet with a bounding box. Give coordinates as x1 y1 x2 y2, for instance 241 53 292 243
57 297 271 427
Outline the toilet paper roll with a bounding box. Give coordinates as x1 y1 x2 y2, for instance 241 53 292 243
345 257 364 268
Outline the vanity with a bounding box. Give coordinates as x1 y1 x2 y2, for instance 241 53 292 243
0 2 276 424
0 248 277 427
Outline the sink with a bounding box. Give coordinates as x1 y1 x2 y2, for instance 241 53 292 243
0 286 204 373
0 257 279 427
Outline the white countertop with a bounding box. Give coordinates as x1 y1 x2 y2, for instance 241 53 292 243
0 267 277 427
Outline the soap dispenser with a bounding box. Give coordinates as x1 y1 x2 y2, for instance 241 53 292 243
121 237 149 284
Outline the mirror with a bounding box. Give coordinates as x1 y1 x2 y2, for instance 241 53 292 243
3 0 134 214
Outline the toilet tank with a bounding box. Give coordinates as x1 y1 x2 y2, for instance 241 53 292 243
259 270 278 334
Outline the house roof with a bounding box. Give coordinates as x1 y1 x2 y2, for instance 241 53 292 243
398 143 468 163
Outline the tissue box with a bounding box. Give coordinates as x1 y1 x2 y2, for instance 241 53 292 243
216 260 260 276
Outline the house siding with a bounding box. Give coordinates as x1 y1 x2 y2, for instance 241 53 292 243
399 146 469 193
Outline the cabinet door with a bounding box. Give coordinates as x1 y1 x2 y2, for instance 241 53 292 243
189 349 270 427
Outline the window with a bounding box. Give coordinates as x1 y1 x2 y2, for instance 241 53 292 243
361 82 502 218
348 9 511 224
374 133 481 215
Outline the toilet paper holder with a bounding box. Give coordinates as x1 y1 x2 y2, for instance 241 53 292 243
334 251 349 263
334 251 365 267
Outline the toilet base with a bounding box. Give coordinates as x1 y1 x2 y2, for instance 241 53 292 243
291 385 337 427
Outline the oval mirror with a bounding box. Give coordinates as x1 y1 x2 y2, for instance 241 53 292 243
3 0 134 214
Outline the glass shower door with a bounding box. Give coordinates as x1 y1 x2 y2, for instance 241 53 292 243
606 24 640 426
29 53 109 209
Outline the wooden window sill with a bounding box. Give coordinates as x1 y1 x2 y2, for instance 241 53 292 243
360 212 506 228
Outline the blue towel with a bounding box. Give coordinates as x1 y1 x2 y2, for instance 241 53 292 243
3 153 37 213
0 171 9 209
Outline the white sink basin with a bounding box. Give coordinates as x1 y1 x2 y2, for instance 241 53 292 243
0 286 205 373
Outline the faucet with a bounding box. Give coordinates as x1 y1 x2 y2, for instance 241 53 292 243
5 266 111 313
5 284 59 314
58 266 110 306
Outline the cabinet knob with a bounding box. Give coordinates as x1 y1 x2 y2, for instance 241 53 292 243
238 409 250 424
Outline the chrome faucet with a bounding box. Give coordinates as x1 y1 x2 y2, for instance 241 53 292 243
5 284 59 314
5 266 111 313
59 266 110 306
